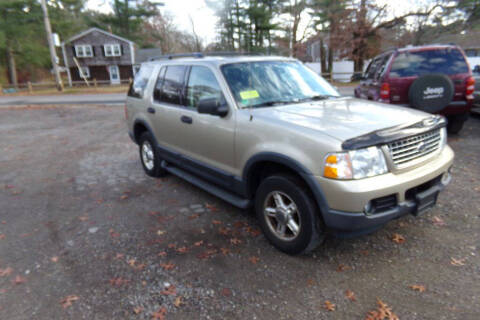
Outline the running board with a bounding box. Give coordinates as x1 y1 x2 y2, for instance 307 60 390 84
161 162 251 209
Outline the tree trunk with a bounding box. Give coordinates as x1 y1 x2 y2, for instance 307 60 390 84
320 38 326 75
6 45 18 88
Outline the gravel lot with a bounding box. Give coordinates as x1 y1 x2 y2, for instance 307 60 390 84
0 105 479 319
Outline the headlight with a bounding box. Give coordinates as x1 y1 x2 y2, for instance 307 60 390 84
324 146 388 180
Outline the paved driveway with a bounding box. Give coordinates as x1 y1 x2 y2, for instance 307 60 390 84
0 105 478 319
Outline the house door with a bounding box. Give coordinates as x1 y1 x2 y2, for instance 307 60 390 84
108 65 120 84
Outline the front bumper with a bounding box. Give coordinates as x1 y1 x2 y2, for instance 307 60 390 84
316 146 454 231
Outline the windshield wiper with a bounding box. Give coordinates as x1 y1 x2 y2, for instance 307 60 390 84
299 95 337 102
250 100 294 108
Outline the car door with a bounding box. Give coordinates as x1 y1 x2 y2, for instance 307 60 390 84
181 65 236 180
150 64 236 185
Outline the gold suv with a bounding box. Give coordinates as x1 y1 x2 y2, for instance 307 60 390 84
126 54 454 254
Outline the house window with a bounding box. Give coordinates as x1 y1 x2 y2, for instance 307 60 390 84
79 66 90 78
75 45 93 58
104 44 122 57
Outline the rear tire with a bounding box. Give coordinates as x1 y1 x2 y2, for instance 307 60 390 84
447 114 467 134
255 174 324 255
138 132 167 177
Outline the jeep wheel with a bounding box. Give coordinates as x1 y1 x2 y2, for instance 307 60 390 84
138 132 167 177
255 175 324 255
447 115 466 134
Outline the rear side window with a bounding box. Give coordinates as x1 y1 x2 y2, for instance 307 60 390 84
127 65 153 99
186 66 224 109
389 49 469 78
365 54 390 80
154 65 186 105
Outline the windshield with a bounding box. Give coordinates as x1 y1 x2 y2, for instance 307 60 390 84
221 60 340 108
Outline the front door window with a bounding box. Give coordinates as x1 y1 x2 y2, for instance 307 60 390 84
109 65 120 84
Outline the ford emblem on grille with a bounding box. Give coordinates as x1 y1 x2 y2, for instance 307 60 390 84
416 141 427 153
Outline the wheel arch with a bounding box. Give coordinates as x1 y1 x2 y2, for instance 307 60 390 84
133 119 158 146
242 152 330 218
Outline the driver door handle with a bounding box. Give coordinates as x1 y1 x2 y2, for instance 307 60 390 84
181 115 192 124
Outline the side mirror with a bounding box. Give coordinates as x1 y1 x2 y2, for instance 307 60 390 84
197 97 228 117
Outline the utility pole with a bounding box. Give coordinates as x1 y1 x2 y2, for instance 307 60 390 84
40 0 63 91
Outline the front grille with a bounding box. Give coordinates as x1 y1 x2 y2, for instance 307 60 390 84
371 194 397 214
387 129 441 167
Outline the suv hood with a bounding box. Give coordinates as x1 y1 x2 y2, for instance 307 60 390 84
252 97 431 143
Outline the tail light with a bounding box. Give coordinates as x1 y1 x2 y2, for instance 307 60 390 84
466 76 475 99
380 82 390 100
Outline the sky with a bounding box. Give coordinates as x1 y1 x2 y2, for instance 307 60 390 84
86 0 424 44
86 0 219 43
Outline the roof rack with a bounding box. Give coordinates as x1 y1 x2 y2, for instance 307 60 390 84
149 51 264 61
149 52 204 61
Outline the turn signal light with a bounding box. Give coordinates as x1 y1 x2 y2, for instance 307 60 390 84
380 82 390 100
466 76 475 99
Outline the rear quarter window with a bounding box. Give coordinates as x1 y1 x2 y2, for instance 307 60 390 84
389 48 469 78
127 65 153 99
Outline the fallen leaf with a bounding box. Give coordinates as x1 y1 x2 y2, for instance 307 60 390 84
51 256 59 263
109 277 129 286
249 256 259 264
133 306 144 314
78 215 89 222
109 229 120 238
365 299 399 320
218 227 230 236
391 233 405 244
151 307 167 320
345 289 357 301
336 264 351 272
60 295 79 309
212 219 222 225
156 230 166 236
324 300 335 311
431 216 446 226
115 253 125 259
0 267 13 277
205 203 219 212
189 214 200 220
221 288 232 296
174 296 183 307
220 247 230 255
12 275 26 285
197 249 217 260
246 226 262 237
127 259 136 267
194 240 204 247
176 246 188 254
307 279 315 287
161 284 176 296
5 184 15 189
167 243 177 249
450 257 466 266
230 238 242 245
1 221 6 224
409 284 426 292
158 251 167 257
0 234 5 240
160 262 175 270
120 194 129 200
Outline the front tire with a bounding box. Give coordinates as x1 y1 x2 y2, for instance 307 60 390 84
138 132 167 177
255 174 324 255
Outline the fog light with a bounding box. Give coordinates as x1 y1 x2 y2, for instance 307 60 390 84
441 172 451 185
364 201 373 215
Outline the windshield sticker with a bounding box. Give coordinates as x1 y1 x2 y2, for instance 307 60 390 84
239 90 260 100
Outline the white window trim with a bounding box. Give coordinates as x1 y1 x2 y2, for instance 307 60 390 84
75 45 93 58
104 44 122 57
79 66 90 78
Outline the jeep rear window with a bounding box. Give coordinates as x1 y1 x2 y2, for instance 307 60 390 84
389 49 469 78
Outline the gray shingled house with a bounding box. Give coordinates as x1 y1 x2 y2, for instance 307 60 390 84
61 28 161 86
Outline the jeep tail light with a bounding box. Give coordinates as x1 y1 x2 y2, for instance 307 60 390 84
466 76 475 99
380 82 390 100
